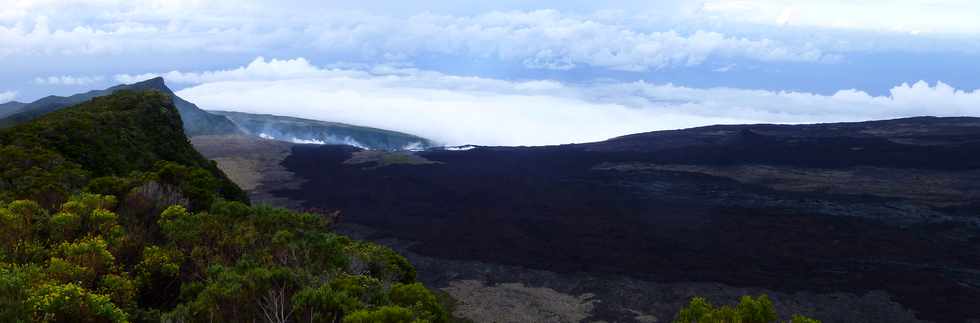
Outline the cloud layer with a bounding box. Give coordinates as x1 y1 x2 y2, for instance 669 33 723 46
0 91 15 103
6 2 980 133
2 8 836 71
6 0 980 102
115 57 344 85
33 75 103 86
700 0 980 35
301 10 834 71
163 57 980 146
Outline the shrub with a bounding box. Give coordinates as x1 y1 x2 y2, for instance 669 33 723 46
674 294 820 323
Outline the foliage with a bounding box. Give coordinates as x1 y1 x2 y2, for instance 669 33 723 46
28 282 129 323
0 90 445 322
674 295 820 323
344 305 418 323
390 283 449 323
0 90 247 207
0 145 87 207
0 193 446 323
789 314 821 323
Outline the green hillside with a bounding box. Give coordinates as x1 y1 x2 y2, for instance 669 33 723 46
0 90 246 206
0 91 447 322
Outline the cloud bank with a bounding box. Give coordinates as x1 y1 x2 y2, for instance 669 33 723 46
161 57 980 146
115 57 346 85
0 91 15 103
33 75 104 86
301 10 835 71
6 1 980 103
2 9 835 71
700 0 980 35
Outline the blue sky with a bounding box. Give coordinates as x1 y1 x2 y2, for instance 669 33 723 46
2 0 980 145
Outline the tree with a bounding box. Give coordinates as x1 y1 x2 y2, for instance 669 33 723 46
0 264 39 322
292 285 360 323
27 283 128 323
390 283 448 323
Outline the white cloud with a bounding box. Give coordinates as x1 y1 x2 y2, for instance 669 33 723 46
304 10 834 71
166 57 980 146
1 4 837 71
33 75 104 86
0 14 283 57
596 80 980 123
114 57 357 84
179 78 749 146
712 64 736 73
700 0 980 35
5 0 980 85
0 91 15 103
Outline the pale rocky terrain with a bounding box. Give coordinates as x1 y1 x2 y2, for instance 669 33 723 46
191 135 304 208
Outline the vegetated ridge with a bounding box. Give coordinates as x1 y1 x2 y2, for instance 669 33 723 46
0 90 449 322
0 77 239 136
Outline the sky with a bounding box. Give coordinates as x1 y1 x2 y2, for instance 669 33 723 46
2 0 980 146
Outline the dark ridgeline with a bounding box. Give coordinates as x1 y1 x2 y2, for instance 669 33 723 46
277 117 980 323
0 101 28 119
0 77 240 136
0 77 439 151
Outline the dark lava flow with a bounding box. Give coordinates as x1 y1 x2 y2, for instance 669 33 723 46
276 120 980 323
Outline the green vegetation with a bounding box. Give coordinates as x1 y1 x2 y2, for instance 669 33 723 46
0 91 447 322
0 195 447 322
674 295 820 323
0 90 246 207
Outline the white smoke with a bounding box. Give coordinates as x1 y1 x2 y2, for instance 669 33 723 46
288 137 327 145
401 142 426 151
258 132 370 149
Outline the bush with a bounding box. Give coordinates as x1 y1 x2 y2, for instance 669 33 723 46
344 305 417 323
27 283 128 323
674 294 819 323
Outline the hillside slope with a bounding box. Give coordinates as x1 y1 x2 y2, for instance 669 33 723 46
211 110 435 150
588 117 980 155
0 90 247 205
0 101 27 119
